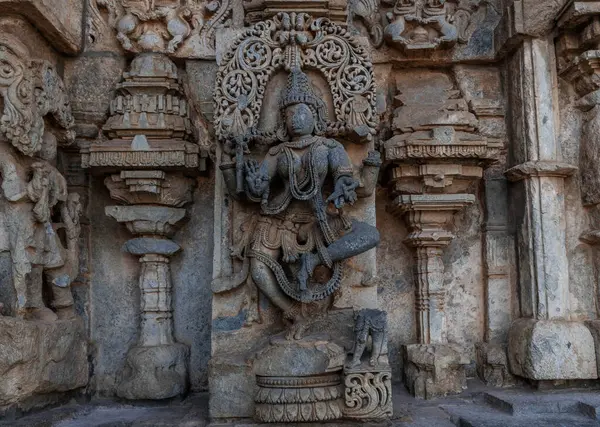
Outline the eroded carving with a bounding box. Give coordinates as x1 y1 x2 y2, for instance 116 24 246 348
383 0 487 52
89 0 232 55
352 0 384 48
347 309 388 369
0 35 75 156
0 35 80 322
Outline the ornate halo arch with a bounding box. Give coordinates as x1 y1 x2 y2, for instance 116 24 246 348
214 12 378 144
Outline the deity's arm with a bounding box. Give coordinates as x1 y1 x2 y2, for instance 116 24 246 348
326 139 355 183
244 148 279 201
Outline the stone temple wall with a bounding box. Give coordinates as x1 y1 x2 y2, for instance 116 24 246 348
2 0 600 423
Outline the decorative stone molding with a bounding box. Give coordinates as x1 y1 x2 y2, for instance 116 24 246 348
88 0 232 56
81 53 209 172
384 69 501 397
389 194 475 344
243 0 348 26
253 336 346 423
383 0 487 52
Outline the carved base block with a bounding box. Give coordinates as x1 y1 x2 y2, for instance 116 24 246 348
476 342 515 387
0 317 88 409
403 344 468 399
253 333 346 422
343 362 393 420
255 374 344 423
116 343 189 400
508 319 597 380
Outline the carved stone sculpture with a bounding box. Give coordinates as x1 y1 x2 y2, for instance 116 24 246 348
211 11 385 422
347 308 388 368
383 0 485 52
219 67 380 340
0 34 81 321
351 0 384 47
342 308 392 420
214 12 381 341
89 0 232 56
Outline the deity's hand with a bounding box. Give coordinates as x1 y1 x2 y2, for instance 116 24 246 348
244 159 269 197
327 176 359 209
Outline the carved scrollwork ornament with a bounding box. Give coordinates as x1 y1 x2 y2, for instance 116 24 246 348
214 11 378 145
0 35 75 157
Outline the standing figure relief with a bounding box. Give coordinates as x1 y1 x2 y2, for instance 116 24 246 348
224 69 380 339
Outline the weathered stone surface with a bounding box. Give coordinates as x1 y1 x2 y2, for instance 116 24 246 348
476 342 515 387
508 319 598 380
116 344 189 400
0 0 84 54
6 0 600 421
0 317 88 408
403 344 468 400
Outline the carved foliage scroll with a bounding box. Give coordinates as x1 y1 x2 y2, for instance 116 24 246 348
0 35 75 156
214 12 378 144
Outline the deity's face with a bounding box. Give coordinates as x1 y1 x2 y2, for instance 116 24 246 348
285 103 315 138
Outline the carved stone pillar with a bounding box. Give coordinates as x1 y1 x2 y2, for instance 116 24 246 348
106 206 189 399
384 69 501 398
389 195 473 398
501 15 597 380
555 0 600 381
82 53 207 399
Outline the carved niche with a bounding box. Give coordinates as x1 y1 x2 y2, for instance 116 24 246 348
383 0 488 52
87 0 233 57
211 11 387 422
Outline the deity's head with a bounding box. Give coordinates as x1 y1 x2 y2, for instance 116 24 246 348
279 68 328 139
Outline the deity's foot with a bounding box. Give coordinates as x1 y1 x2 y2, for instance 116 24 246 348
297 252 321 292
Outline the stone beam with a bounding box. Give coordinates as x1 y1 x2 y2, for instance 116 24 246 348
0 0 83 54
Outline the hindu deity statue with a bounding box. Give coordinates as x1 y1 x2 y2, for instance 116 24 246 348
223 68 380 339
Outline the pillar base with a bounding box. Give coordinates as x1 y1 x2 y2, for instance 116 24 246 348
475 342 515 387
117 343 189 400
508 319 597 380
402 344 468 399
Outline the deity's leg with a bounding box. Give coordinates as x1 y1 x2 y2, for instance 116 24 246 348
299 220 379 287
327 220 380 262
250 245 296 316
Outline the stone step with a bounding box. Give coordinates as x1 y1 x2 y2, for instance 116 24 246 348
483 390 600 418
444 404 600 427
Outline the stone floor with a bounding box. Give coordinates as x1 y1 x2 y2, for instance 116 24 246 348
3 381 600 427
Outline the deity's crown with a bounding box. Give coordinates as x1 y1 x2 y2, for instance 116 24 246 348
280 68 321 110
